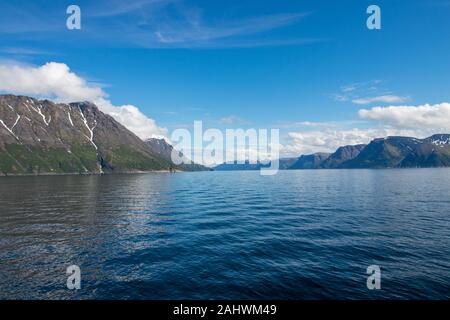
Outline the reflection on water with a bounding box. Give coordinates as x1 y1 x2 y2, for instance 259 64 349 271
0 170 450 299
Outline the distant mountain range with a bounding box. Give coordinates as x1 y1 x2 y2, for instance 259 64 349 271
2 94 450 176
215 135 450 171
0 95 207 175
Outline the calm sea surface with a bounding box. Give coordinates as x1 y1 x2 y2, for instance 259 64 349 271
0 169 449 299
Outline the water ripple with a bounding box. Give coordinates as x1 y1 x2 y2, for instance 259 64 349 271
1 169 450 299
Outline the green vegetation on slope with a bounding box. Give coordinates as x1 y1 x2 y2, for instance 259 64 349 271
0 144 98 175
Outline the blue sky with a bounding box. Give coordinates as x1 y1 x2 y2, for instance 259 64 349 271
1 0 450 156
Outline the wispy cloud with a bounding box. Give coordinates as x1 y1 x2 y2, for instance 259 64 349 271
87 0 174 17
352 95 409 105
0 1 316 49
332 80 408 105
0 47 53 56
147 11 312 46
219 115 249 125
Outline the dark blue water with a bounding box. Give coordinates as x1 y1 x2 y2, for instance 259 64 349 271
1 169 450 299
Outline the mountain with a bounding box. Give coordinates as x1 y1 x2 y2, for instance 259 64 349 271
320 144 366 169
342 137 416 168
343 135 450 168
145 138 174 161
0 94 176 175
289 152 331 169
278 157 300 169
145 138 211 171
3 94 450 175
214 157 299 171
214 135 450 171
399 134 450 167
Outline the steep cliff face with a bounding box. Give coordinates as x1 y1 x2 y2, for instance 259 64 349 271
289 153 331 169
320 144 366 169
0 95 173 175
146 138 211 171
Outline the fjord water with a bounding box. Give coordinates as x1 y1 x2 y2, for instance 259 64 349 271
1 169 449 300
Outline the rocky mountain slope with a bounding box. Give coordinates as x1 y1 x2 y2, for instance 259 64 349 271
145 138 211 171
290 152 331 169
399 134 450 167
320 144 366 168
0 95 176 175
343 135 450 168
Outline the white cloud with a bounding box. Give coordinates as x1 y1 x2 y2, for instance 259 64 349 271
94 98 167 140
352 95 408 105
0 61 167 140
358 103 450 131
282 102 450 157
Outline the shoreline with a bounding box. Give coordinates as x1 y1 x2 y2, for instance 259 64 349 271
0 169 186 177
2 166 450 177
